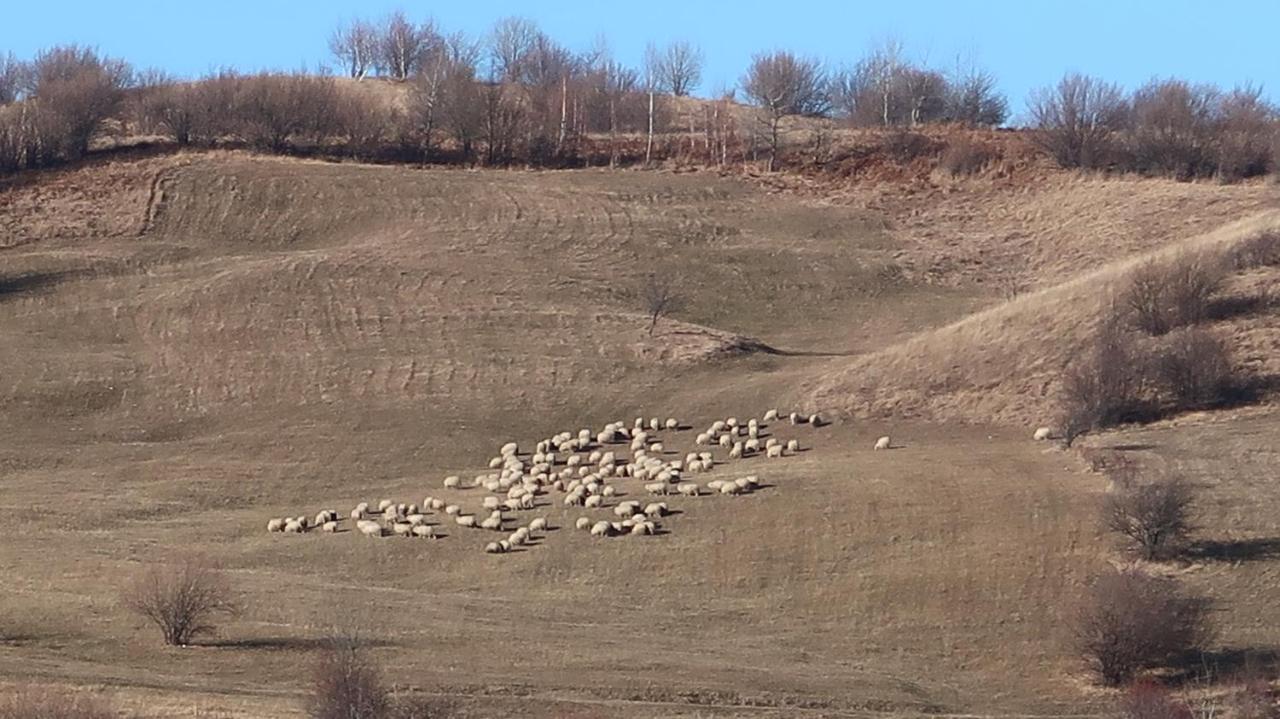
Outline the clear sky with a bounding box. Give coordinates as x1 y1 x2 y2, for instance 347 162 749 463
3 1 1277 116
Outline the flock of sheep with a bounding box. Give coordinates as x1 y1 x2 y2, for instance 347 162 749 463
263 409 853 554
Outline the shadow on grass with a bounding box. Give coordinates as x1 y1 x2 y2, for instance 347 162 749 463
197 636 400 651
1183 537 1280 563
0 270 90 301
1168 647 1280 684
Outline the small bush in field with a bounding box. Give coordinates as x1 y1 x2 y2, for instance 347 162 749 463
1103 473 1195 560
0 685 118 719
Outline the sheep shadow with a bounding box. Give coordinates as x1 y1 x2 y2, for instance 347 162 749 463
1208 293 1276 322
1165 647 1280 684
1106 443 1159 452
1182 537 1280 563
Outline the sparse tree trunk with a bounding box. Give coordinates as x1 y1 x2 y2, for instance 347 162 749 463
609 96 618 168
645 90 654 165
558 75 568 152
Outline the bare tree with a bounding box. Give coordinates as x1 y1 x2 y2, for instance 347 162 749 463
329 19 378 80
1103 474 1195 560
1076 568 1211 686
655 40 703 97
487 17 539 83
944 58 1008 127
140 80 199 145
375 11 435 81
307 624 389 719
641 272 684 336
741 50 829 171
1028 73 1130 169
643 42 661 165
0 52 25 105
1056 318 1146 447
23 45 133 160
122 554 240 646
1129 78 1219 179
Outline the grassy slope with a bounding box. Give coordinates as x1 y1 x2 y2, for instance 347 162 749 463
0 152 1277 717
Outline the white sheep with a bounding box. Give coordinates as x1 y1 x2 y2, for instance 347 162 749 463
267 518 286 533
786 439 800 453
695 433 710 446
644 482 668 495
356 519 383 537
500 441 519 456
487 457 504 469
677 483 700 497
528 517 548 533
482 496 501 510
718 434 732 448
444 504 461 516
664 418 678 430
766 444 783 458
284 520 305 533
377 499 393 512
584 495 603 509
590 521 613 538
729 442 743 459
443 476 461 489
762 409 778 423
719 482 742 495
392 522 413 537
575 517 592 530
809 413 823 427
1033 427 1053 441
405 514 426 526
485 541 506 554
428 498 446 511
601 485 617 497
745 438 761 453
874 436 891 450
411 525 435 538
644 502 668 518
789 412 801 425
455 515 477 528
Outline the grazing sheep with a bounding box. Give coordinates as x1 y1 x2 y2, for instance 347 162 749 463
485 541 506 554
480 516 503 531
601 485 616 497
649 418 661 432
564 493 585 507
729 442 743 459
267 518 286 533
428 498 446 511
733 478 755 492
405 514 426 526
748 426 760 439
285 520 305 533
443 476 461 489
393 522 414 537
483 496 501 510
377 500 393 512
1033 427 1053 441
695 433 710 446
455 515 477 528
677 483 700 497
766 444 783 458
575 517 592 530
644 482 668 495
488 457 504 469
644 502 668 518
501 441 519 456
763 409 779 422
584 495 603 509
614 501 641 517
719 482 742 495
518 493 536 510
314 510 333 525
765 438 779 449
444 504 461 516
529 517 548 533
411 525 435 538
809 413 823 427
786 439 800 453
874 436 891 450
356 520 383 537
789 412 801 425
745 438 761 453
664 418 678 430
718 434 732 448
590 521 613 538
629 522 650 536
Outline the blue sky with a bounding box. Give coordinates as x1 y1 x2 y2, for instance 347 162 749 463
3 1 1277 114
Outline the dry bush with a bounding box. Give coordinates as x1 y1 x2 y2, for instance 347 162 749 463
334 88 394 159
233 73 339 153
1122 254 1224 335
1103 473 1195 560
1152 328 1235 408
23 45 132 161
139 81 199 145
1057 321 1148 446
390 695 459 719
308 641 389 719
879 128 938 164
121 554 239 646
1117 681 1193 719
0 685 118 719
641 272 684 336
937 135 995 176
1128 79 1219 180
1076 568 1212 686
1028 72 1130 169
1214 87 1277 182
1228 231 1280 270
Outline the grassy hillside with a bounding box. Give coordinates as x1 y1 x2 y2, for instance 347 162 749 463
1 151 1278 717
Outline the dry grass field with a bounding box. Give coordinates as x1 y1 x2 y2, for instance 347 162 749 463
1 150 1278 717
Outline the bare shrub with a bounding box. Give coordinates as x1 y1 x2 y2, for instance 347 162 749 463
140 81 199 145
937 135 994 176
1228 231 1280 270
308 638 389 719
880 128 938 164
22 45 132 161
1152 328 1235 408
1118 681 1193 719
330 18 379 81
944 61 1008 127
741 50 829 171
122 554 239 646
1104 473 1195 560
0 685 118 719
652 40 704 97
390 695 459 719
1128 79 1219 180
1076 568 1212 686
1122 254 1224 335
0 52 25 105
233 73 339 152
334 88 393 159
1028 73 1129 169
641 273 684 336
1214 86 1277 182
1057 321 1147 447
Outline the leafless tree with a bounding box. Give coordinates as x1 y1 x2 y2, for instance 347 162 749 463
1076 568 1211 686
121 554 240 646
0 52 25 105
944 58 1008 127
742 50 829 171
643 42 661 165
1056 318 1146 447
1215 84 1277 181
23 45 132 160
1122 253 1223 336
1129 78 1220 179
140 80 199 145
641 272 684 336
1153 328 1234 408
1104 474 1195 560
1028 72 1130 169
307 628 389 719
654 40 703 97
376 11 436 81
408 32 476 157
329 19 378 80
481 81 523 166
487 17 539 83
234 72 339 152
